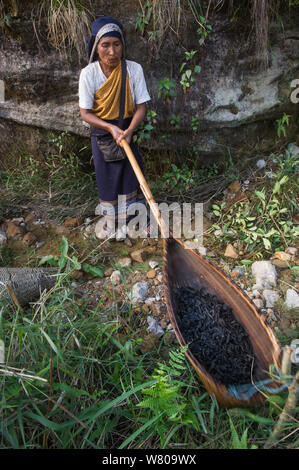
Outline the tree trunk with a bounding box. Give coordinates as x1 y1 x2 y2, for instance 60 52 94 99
0 268 57 306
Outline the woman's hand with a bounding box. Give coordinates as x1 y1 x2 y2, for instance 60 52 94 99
116 128 134 145
109 124 124 145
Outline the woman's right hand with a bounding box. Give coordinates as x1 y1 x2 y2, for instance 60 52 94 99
109 124 124 146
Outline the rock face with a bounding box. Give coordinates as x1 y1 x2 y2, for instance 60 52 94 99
0 2 298 166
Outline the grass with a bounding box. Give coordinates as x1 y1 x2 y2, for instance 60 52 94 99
0 140 298 449
36 0 91 63
0 261 298 449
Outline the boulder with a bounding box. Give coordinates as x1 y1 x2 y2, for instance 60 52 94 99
285 289 299 309
252 261 277 289
131 282 149 303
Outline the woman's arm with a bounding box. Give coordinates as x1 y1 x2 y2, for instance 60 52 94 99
116 103 147 145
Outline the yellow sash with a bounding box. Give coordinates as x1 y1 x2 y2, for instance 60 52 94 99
92 62 134 121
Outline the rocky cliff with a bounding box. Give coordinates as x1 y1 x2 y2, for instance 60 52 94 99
0 1 298 166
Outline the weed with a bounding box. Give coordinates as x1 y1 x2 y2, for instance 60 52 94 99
180 50 201 94
36 0 91 63
276 113 291 138
210 150 298 255
158 77 176 104
133 110 157 145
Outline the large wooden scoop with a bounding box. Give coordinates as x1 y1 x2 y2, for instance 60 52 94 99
121 139 282 408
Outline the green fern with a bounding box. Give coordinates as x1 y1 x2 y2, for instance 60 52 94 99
138 346 188 421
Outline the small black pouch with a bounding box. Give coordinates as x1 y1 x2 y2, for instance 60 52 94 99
96 59 127 162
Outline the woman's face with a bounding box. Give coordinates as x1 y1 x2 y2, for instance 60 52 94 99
97 36 123 68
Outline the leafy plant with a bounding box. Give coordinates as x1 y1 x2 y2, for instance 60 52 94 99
229 417 257 449
197 15 213 46
133 109 157 144
210 150 298 254
276 113 291 138
159 163 195 192
158 77 176 104
39 235 103 277
191 116 200 132
180 51 201 94
170 113 181 130
136 347 201 447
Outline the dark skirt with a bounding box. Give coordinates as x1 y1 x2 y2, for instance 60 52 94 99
90 118 145 224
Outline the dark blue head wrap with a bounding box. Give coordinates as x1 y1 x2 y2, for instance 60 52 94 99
88 16 125 63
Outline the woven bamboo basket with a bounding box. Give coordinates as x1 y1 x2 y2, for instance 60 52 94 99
163 237 282 408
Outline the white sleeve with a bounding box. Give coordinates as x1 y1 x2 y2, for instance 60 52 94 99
133 64 151 105
78 67 95 109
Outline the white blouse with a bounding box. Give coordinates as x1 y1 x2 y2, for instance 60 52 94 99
79 60 151 110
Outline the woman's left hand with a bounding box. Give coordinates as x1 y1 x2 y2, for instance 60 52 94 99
116 128 134 146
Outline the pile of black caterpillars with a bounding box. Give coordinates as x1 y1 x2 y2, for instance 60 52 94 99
173 286 257 386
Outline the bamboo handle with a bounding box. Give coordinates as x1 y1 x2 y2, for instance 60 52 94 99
121 139 167 237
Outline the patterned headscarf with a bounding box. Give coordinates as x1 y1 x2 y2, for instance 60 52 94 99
88 16 125 63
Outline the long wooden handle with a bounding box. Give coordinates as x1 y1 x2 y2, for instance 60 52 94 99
121 139 167 237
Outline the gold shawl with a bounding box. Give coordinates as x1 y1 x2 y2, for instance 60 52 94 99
92 62 134 121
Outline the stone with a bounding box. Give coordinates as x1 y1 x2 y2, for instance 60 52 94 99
63 216 82 228
71 269 83 280
147 316 164 338
53 225 70 235
36 241 45 249
214 229 223 237
149 260 159 269
271 259 289 269
287 142 299 156
131 282 149 303
118 257 132 268
267 308 278 322
130 249 145 263
11 217 24 225
197 245 207 256
285 289 299 309
104 267 114 277
0 230 7 246
286 247 297 257
252 261 277 289
94 204 102 216
224 243 238 259
256 159 266 169
156 273 163 283
138 333 159 353
145 297 156 306
231 266 244 278
252 289 260 298
253 298 264 310
228 180 241 193
24 212 37 224
23 232 37 246
273 251 291 261
5 221 26 240
147 269 156 279
124 237 133 247
262 289 280 308
110 270 122 285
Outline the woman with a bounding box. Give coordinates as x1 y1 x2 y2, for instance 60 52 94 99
79 16 151 240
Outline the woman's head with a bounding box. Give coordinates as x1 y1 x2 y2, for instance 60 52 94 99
88 16 125 63
96 36 123 68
